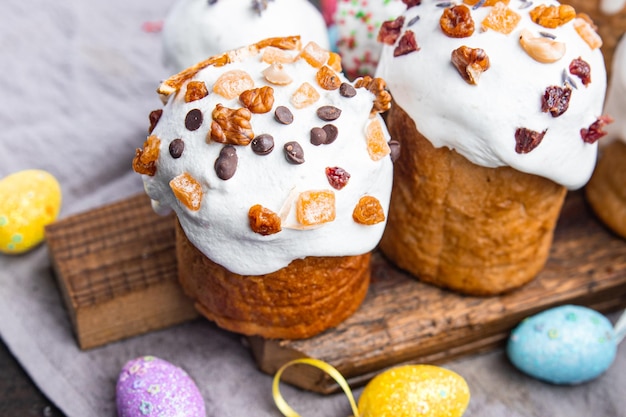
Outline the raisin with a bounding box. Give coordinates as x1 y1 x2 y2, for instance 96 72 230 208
378 16 406 46
148 109 163 134
440 5 474 38
514 128 547 154
353 196 385 225
569 57 591 86
542 86 572 117
394 30 420 57
249 205 282 235
581 116 613 144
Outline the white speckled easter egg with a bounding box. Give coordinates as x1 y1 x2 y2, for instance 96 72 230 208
116 356 205 417
507 305 616 385
0 170 61 254
358 364 470 417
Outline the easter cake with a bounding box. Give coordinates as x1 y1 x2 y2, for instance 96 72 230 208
586 35 626 239
375 0 609 295
132 36 395 339
162 0 330 72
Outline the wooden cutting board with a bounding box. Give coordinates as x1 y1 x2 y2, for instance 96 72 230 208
45 190 626 393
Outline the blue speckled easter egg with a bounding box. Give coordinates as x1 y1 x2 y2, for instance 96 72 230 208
507 305 616 385
116 356 205 417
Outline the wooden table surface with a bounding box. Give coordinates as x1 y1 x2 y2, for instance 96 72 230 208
0 338 64 417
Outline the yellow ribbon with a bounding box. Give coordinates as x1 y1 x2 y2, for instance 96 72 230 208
272 358 360 417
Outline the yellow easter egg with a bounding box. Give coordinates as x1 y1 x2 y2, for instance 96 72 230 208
358 365 470 417
0 170 62 254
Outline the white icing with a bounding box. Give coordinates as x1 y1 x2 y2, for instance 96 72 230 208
375 0 607 190
142 44 394 275
603 35 626 144
601 0 626 15
162 0 331 72
332 0 407 77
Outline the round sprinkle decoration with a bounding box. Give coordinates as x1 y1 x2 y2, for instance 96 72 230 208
169 139 185 159
310 127 327 146
274 106 294 125
251 134 275 155
339 83 357 98
185 109 203 131
214 145 238 180
283 141 305 164
317 105 342 121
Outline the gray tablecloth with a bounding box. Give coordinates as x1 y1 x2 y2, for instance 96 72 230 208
1 1 625 416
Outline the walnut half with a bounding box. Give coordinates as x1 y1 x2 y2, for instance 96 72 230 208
451 46 490 85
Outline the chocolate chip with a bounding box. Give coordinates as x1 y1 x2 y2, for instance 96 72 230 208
215 145 238 180
185 108 203 131
169 139 185 159
274 106 294 125
251 134 275 155
388 140 401 162
148 109 163 133
317 105 341 121
339 83 356 98
283 141 305 164
322 124 338 144
310 127 327 146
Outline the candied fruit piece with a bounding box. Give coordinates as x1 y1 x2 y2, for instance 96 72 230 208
463 0 509 7
451 46 490 85
440 5 474 38
394 30 420 57
248 204 282 235
296 190 336 226
299 41 330 68
291 82 321 109
210 104 254 145
353 196 385 225
529 4 575 29
482 2 520 34
261 46 295 64
327 51 343 73
170 172 203 211
515 127 546 154
132 135 161 176
519 28 566 63
325 167 351 190
569 57 591 86
365 118 391 161
573 15 603 50
316 66 342 90
378 16 405 45
185 81 209 103
213 69 255 99
239 86 275 114
581 115 613 144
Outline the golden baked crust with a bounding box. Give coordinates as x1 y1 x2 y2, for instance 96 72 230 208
175 220 371 339
585 140 626 239
379 104 567 295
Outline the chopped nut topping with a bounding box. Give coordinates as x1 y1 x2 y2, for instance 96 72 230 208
184 81 209 103
440 5 475 38
209 104 254 146
299 41 330 68
213 70 255 99
249 204 282 235
353 196 385 225
515 127 547 154
170 172 203 211
291 82 321 109
354 76 392 114
529 4 575 29
519 28 566 63
581 115 613 144
132 135 161 176
573 15 603 50
366 118 391 161
316 66 342 90
262 63 293 85
451 46 490 85
542 85 572 117
481 2 520 34
296 190 336 226
239 86 275 114
569 57 591 86
378 16 405 45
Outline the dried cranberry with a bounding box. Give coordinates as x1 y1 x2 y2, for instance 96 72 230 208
378 16 405 45
402 0 422 7
394 30 419 57
515 127 547 153
569 57 591 86
325 167 351 190
148 109 163 133
542 85 571 117
581 115 613 144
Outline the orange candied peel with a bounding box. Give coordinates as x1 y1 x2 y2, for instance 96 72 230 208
261 46 296 65
327 52 343 73
296 190 336 226
365 118 391 161
291 82 321 109
482 2 521 34
248 204 282 235
574 14 603 50
184 81 209 103
299 41 330 69
213 69 255 100
463 0 508 6
169 172 203 211
316 66 342 90
529 4 576 29
353 196 385 225
132 135 161 176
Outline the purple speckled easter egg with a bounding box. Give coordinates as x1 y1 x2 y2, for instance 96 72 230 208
116 356 205 417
